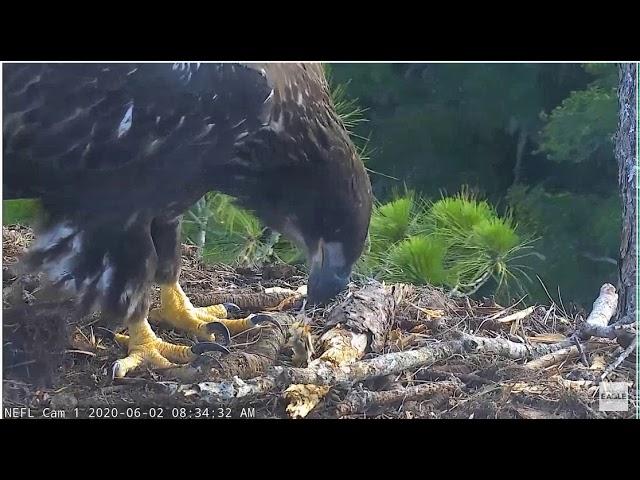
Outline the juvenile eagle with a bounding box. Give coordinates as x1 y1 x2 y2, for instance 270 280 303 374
3 63 373 377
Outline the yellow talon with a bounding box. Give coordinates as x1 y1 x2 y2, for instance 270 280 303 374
195 304 228 318
112 320 196 378
109 282 277 378
148 282 272 339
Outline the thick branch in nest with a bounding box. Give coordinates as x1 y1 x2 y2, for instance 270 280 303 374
335 381 461 417
294 281 409 373
189 291 297 311
524 343 601 370
277 340 466 386
170 312 290 383
584 284 618 328
579 323 636 348
179 376 278 404
173 315 618 407
459 333 570 359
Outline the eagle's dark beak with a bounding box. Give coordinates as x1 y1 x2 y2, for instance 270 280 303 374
307 239 350 305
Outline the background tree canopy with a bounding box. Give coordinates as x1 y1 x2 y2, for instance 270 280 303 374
2 63 620 309
327 63 620 307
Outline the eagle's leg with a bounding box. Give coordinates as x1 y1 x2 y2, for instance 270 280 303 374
148 216 276 342
111 296 229 378
149 281 276 340
101 217 230 378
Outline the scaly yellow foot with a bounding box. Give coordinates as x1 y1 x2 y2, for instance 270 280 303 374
112 320 229 378
149 281 279 340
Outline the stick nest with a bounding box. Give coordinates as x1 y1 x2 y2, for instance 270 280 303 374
2 225 636 419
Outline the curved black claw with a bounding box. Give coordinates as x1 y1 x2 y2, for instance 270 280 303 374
204 321 232 346
250 314 284 334
223 303 242 318
191 342 230 355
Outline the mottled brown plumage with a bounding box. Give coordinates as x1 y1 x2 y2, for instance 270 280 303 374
3 62 372 324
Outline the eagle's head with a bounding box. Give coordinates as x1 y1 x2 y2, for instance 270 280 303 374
249 147 372 305
283 150 372 305
220 63 373 304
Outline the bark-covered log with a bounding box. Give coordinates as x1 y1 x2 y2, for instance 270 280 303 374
460 333 569 359
579 322 636 348
179 375 278 404
615 62 637 321
524 343 600 370
323 282 409 353
277 340 466 386
335 381 460 417
584 284 618 328
175 323 614 405
189 291 297 311
283 282 408 417
176 326 609 405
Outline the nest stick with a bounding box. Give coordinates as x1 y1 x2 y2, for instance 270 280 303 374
335 381 460 417
601 336 637 380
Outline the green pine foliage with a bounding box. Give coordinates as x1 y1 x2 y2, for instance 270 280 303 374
182 192 301 268
386 235 451 285
369 193 417 246
360 189 534 300
2 199 42 226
